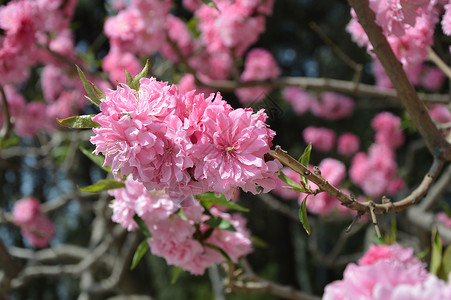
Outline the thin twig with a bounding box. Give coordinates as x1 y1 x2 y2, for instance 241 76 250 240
0 85 11 140
428 46 451 80
269 146 445 214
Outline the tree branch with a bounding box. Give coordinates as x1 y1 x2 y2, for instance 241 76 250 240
347 0 451 159
269 146 445 215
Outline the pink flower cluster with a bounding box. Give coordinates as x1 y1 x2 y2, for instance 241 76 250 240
302 127 359 155
235 48 281 104
437 212 451 228
109 176 252 275
103 0 276 88
0 0 107 137
323 243 451 299
350 112 405 198
12 197 55 248
283 87 354 120
347 2 440 88
90 78 281 199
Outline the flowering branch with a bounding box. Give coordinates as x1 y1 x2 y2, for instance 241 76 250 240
269 146 445 215
199 77 449 104
347 0 451 160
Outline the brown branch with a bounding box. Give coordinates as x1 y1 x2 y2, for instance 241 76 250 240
225 259 320 300
347 0 451 159
269 146 445 215
200 76 449 104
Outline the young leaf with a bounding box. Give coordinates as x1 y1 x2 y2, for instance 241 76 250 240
0 136 19 149
299 195 311 236
430 227 442 275
88 80 105 100
130 60 149 90
130 240 150 270
298 143 312 187
125 70 134 87
195 192 249 212
205 243 231 262
439 244 451 280
251 235 268 248
282 185 307 193
278 170 303 190
204 216 237 232
78 179 125 193
57 115 99 129
79 147 111 173
171 266 183 284
133 216 152 238
176 207 188 221
76 65 101 106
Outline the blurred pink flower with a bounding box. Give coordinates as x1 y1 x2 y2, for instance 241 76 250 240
310 92 354 120
282 86 314 116
302 126 336 152
337 133 360 156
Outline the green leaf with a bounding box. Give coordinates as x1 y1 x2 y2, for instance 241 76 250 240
57 115 99 129
130 240 149 270
195 192 249 212
186 17 201 38
201 0 218 9
125 70 133 86
251 235 268 248
0 136 19 149
282 185 307 193
298 143 312 187
439 244 451 280
129 60 149 90
430 227 442 275
133 216 152 238
76 65 101 106
88 80 105 100
79 147 111 173
278 170 303 190
299 195 311 236
204 217 237 232
171 266 183 284
78 179 125 193
205 243 231 262
176 208 188 221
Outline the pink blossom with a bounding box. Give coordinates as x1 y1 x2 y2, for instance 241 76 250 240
371 111 405 149
429 104 451 124
102 49 143 84
282 87 314 115
369 0 429 37
104 1 171 56
235 48 281 104
437 212 451 228
302 126 336 152
160 15 194 63
197 2 267 56
310 92 354 120
349 143 403 197
177 74 215 95
346 9 370 48
359 243 423 267
14 102 46 138
323 244 431 300
194 108 281 199
337 133 360 156
91 77 280 197
12 197 54 248
442 2 451 35
421 66 445 91
12 197 41 227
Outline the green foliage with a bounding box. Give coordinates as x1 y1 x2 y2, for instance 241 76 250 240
430 227 442 276
79 146 111 173
298 143 312 188
205 243 231 262
126 60 149 90
57 115 99 128
78 179 125 193
0 136 19 149
171 266 184 284
196 192 249 212
130 240 150 270
133 216 152 238
76 65 101 106
299 195 310 236
204 216 237 232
